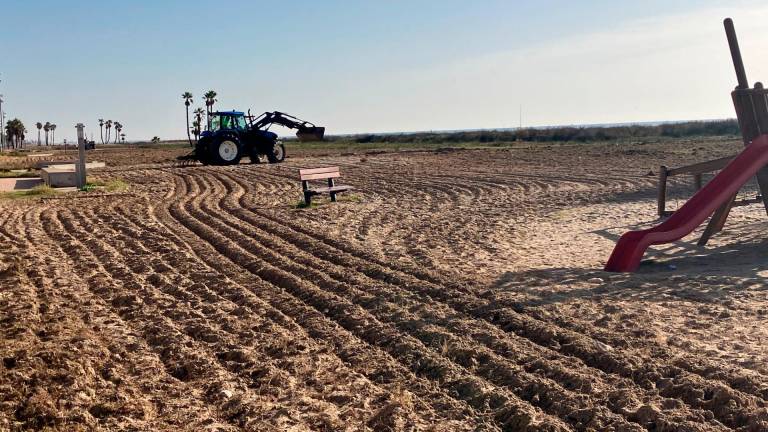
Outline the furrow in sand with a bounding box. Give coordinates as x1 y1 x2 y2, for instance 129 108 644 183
163 170 572 431
43 206 313 431
206 170 733 431
82 201 442 430
150 170 490 430
14 206 229 430
213 168 768 430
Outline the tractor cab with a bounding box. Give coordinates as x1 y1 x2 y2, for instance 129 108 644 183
204 111 248 135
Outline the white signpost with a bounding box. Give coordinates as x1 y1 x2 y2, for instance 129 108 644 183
75 123 86 188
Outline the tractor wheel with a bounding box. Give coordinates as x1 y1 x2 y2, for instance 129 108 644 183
249 150 265 164
194 142 209 165
267 142 286 164
197 149 211 165
210 137 243 165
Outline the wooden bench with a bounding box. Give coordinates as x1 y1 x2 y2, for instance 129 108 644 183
299 166 353 205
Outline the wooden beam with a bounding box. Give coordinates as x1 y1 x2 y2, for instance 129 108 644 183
698 195 736 246
748 84 768 215
657 166 668 217
299 166 340 175
666 156 733 177
299 172 341 181
693 173 703 190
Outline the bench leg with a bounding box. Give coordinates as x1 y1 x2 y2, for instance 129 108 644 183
330 192 337 202
304 191 312 206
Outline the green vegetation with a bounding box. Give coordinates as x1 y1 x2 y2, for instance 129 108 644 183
104 179 129 192
79 183 98 192
136 140 189 149
1 184 58 199
287 140 520 153
85 177 129 192
293 119 740 148
338 193 362 203
295 199 320 209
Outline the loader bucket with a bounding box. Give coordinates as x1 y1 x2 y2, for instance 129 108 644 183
296 127 325 142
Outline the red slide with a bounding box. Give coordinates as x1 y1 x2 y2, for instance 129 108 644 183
604 134 768 272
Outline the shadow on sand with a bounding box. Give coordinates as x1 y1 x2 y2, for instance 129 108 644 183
492 217 768 308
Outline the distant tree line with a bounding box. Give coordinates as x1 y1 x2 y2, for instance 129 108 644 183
3 118 26 149
325 120 741 144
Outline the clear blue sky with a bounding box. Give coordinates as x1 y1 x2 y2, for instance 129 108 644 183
1 0 766 141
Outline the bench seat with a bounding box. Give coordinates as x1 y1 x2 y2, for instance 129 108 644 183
299 166 352 204
305 185 354 195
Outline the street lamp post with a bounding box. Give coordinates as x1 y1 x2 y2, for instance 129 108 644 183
75 123 86 188
0 95 4 150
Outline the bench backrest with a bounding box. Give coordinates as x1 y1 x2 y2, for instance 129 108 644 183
299 166 341 181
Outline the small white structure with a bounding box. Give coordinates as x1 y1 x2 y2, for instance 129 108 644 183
41 168 77 187
39 123 101 188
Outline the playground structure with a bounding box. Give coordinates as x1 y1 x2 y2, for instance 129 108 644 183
605 18 768 272
655 155 764 246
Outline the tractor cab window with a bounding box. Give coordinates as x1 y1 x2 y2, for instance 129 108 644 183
209 116 221 131
220 115 233 130
234 116 247 131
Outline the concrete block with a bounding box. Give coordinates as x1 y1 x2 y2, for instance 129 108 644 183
0 178 44 191
39 161 105 170
41 168 78 187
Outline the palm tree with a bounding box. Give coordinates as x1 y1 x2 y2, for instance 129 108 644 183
193 107 205 141
3 120 13 149
36 122 42 145
192 119 200 142
43 122 51 146
98 118 105 144
50 124 56 145
182 92 193 147
5 119 26 149
113 122 123 143
105 120 113 144
204 90 217 126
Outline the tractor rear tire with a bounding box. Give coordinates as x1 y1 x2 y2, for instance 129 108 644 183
210 137 243 165
249 149 265 164
267 142 286 164
194 141 210 165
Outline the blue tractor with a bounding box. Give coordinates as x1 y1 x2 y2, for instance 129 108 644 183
194 110 324 165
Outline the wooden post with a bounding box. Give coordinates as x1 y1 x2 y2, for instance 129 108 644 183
693 173 703 190
698 196 736 246
302 180 311 205
725 18 749 90
657 166 668 217
749 83 768 215
328 177 337 202
75 123 86 189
